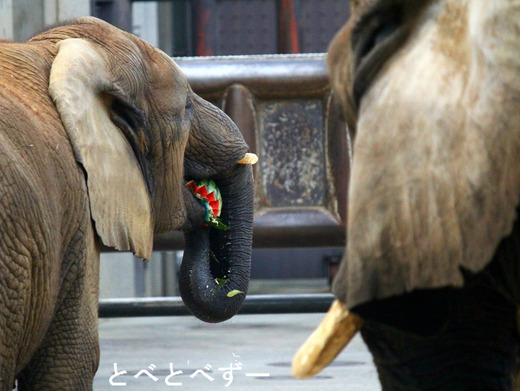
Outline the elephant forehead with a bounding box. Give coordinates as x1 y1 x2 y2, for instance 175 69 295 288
146 55 188 111
341 0 520 307
143 44 186 84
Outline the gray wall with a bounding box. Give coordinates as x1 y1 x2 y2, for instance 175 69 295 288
99 251 180 299
0 0 90 40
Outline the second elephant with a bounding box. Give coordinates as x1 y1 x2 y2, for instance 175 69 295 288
295 1 520 390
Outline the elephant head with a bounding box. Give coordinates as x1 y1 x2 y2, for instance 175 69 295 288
41 17 255 323
294 0 520 387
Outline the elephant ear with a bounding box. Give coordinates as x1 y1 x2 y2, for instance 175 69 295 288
49 38 153 260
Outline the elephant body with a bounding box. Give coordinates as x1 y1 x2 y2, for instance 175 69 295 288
0 42 99 389
0 18 255 390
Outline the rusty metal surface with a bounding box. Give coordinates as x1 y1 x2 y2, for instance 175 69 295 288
259 99 325 207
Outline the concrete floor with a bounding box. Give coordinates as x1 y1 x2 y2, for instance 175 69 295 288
94 313 381 391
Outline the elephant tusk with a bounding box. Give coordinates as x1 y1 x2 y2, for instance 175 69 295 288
237 153 258 165
292 299 363 379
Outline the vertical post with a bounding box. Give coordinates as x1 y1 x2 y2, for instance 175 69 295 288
133 1 159 46
192 0 216 56
223 84 257 156
278 0 300 54
4 0 44 41
44 0 58 26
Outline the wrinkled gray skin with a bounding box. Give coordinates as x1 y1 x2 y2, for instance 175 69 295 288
328 0 520 390
0 17 253 390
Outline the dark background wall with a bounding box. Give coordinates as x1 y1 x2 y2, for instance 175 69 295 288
92 0 350 56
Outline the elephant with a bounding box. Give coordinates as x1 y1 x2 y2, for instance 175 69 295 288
0 16 257 390
293 1 520 390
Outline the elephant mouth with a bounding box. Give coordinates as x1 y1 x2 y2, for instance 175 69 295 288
182 177 232 285
185 179 229 230
181 153 258 231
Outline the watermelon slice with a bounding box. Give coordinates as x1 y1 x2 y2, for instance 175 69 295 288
186 179 229 230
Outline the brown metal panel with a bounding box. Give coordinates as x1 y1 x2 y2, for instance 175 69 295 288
258 99 325 207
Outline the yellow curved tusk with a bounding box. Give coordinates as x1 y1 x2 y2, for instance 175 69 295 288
292 300 363 379
237 153 258 165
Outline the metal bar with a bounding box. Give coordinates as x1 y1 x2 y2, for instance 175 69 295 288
99 293 334 317
174 53 328 100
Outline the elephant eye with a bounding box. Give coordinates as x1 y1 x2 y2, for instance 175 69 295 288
111 97 145 131
351 0 427 108
185 95 193 111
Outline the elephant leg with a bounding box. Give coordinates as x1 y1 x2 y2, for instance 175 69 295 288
0 256 29 391
18 229 100 391
18 292 99 390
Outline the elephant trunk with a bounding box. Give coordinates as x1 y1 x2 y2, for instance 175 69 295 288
179 164 254 323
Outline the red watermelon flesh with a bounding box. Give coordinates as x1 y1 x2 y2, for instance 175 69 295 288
186 180 223 218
